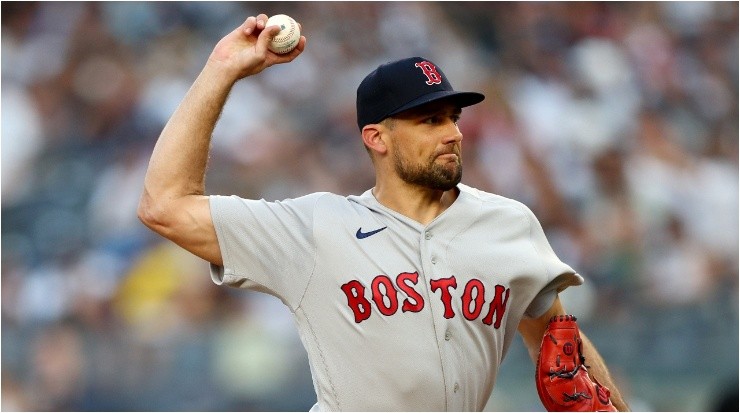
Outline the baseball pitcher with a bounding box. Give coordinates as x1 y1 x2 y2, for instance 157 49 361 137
138 13 629 411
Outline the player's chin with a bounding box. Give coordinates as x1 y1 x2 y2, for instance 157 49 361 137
432 164 462 189
436 157 462 178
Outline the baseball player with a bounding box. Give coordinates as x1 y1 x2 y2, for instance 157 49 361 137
138 14 629 411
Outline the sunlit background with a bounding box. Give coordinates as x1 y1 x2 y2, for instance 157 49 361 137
2 1 738 411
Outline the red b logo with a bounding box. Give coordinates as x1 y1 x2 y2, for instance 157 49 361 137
415 61 443 85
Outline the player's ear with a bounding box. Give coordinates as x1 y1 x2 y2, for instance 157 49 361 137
361 123 388 156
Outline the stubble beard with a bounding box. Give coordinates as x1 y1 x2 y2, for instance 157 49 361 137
393 149 462 191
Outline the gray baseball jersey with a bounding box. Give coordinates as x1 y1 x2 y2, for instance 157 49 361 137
208 183 583 411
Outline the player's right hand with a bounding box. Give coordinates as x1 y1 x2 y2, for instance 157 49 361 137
207 13 306 80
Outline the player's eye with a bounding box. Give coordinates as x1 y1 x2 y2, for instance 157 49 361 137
422 112 461 125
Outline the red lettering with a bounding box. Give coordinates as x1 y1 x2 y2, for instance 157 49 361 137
397 272 424 313
482 284 510 328
342 273 510 328
414 61 443 85
461 279 485 321
430 276 457 319
371 275 399 316
341 280 372 323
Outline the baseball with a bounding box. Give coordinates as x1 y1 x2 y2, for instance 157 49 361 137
266 14 300 54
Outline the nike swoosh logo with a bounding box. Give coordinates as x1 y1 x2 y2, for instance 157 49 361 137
356 226 387 239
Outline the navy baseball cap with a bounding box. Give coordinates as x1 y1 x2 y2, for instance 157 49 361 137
356 56 485 130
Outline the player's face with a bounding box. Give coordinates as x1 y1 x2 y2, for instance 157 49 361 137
388 101 463 191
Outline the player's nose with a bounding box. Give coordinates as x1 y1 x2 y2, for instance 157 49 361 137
441 123 463 145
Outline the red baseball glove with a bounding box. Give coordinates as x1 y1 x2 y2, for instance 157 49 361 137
536 315 617 411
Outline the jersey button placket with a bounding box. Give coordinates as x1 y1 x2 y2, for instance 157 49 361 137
422 225 458 408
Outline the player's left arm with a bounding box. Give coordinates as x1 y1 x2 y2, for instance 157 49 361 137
518 296 630 411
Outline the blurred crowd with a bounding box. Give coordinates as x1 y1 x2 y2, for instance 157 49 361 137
2 2 737 411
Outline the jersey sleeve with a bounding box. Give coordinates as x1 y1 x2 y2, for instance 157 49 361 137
208 192 323 310
521 205 584 318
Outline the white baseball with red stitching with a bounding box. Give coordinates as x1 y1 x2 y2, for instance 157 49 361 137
266 14 300 54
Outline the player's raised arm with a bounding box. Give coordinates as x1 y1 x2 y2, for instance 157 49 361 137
137 14 306 266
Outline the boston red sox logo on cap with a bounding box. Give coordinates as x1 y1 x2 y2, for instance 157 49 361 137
415 61 443 85
356 56 485 130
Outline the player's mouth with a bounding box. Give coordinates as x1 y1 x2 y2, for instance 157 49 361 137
436 153 459 163
435 146 461 162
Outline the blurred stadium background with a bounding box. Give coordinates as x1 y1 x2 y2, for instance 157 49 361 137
1 1 737 411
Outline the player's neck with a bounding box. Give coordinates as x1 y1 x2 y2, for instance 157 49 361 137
372 179 459 226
